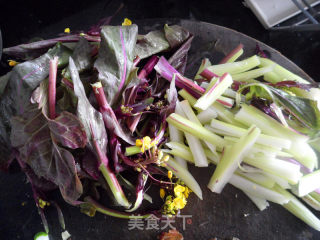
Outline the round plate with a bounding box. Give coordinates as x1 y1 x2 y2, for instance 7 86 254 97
1 19 319 240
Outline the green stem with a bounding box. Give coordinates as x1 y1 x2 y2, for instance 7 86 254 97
125 146 142 156
82 197 150 219
99 163 131 208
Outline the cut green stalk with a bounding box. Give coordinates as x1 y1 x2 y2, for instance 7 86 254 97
197 107 218 124
263 71 281 84
165 141 220 165
224 136 281 157
165 142 195 163
169 90 188 168
179 88 233 122
244 191 269 211
231 65 273 81
168 123 188 169
208 125 261 193
206 55 260 76
223 88 237 99
229 174 290 204
125 146 142 156
167 113 226 148
238 171 276 189
211 102 244 127
180 100 203 126
216 96 234 108
234 104 316 169
287 141 318 170
195 73 233 110
274 185 320 231
165 156 203 200
81 197 150 219
310 192 320 203
259 57 309 84
210 118 291 149
195 58 212 80
196 79 235 108
204 77 218 94
179 89 197 106
203 141 218 157
244 156 302 184
179 100 208 167
301 194 320 211
204 148 220 164
220 43 244 64
263 172 291 189
297 170 320 197
309 137 320 153
235 104 308 142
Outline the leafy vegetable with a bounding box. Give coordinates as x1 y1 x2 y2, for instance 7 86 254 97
95 25 138 106
11 106 84 204
3 34 99 60
3 19 320 235
134 29 170 59
164 24 190 49
0 43 72 171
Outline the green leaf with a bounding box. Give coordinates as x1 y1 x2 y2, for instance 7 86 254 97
134 29 170 59
270 87 320 130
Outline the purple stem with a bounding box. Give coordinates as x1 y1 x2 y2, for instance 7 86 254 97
49 57 59 119
200 68 219 80
138 56 159 79
219 43 243 64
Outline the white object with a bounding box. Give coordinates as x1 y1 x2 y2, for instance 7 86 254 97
244 0 320 28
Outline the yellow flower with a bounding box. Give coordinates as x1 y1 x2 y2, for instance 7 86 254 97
122 18 132 26
167 171 173 179
173 196 187 209
8 60 18 67
136 136 159 153
64 28 71 33
160 188 166 199
162 155 169 162
38 198 50 209
135 139 143 147
184 187 192 198
174 185 186 198
141 136 151 153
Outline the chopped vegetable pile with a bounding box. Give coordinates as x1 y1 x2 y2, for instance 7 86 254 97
2 18 320 236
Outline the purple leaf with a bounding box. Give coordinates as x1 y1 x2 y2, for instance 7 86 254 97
94 25 138 106
268 80 316 91
3 35 99 60
69 57 108 154
168 35 194 75
81 150 100 180
10 107 83 205
47 111 88 149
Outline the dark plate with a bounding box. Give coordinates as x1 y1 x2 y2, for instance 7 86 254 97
0 18 319 240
